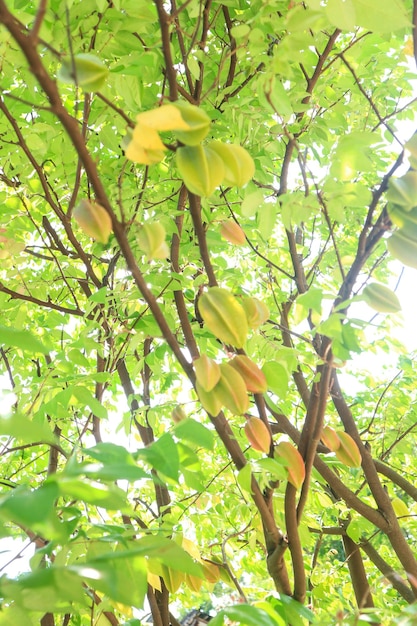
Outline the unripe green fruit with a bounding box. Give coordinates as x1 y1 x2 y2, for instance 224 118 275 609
194 355 221 392
215 363 249 415
387 229 417 269
196 380 223 416
176 145 225 197
172 101 211 146
362 283 401 313
137 222 169 260
58 53 108 92
240 296 270 329
386 171 417 210
209 141 255 187
73 199 112 244
198 287 248 348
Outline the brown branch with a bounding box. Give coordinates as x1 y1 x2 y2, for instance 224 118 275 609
188 192 218 287
0 281 84 317
360 539 415 603
154 0 178 100
342 534 375 611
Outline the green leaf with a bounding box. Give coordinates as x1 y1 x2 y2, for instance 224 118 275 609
173 417 214 449
325 0 356 30
0 325 49 354
136 433 180 482
352 0 409 32
262 362 289 398
0 412 56 444
210 603 284 626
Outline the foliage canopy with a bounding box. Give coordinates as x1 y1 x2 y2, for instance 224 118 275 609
1 0 417 624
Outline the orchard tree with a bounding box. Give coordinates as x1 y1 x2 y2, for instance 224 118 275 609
1 0 417 624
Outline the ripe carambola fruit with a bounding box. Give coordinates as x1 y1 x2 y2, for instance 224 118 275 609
176 145 225 197
244 416 271 453
171 405 187 423
220 220 246 245
194 354 221 392
137 222 169 260
73 199 112 244
321 425 341 452
58 53 108 92
335 431 362 468
240 296 270 329
198 287 248 348
387 229 417 269
209 140 255 187
229 355 268 393
215 363 249 415
172 101 211 146
275 441 305 489
362 282 401 313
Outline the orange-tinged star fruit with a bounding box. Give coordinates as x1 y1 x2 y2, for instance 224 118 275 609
275 441 305 489
244 416 271 453
229 355 267 394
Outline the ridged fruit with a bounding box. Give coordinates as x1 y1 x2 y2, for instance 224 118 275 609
387 229 417 269
201 560 221 584
240 296 270 329
244 416 271 453
386 171 417 210
275 441 305 489
388 204 417 231
321 425 341 452
198 287 248 348
176 145 225 197
172 101 211 146
229 355 267 394
196 380 223 416
137 222 169 260
171 405 187 423
185 573 203 592
135 104 190 131
220 220 246 245
335 431 362 468
58 53 108 92
215 363 249 415
161 565 184 593
73 199 112 244
194 355 221 392
209 140 255 187
362 283 401 313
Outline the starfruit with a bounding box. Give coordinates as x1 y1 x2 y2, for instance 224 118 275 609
244 416 271 453
171 405 187 423
194 355 221 392
58 53 108 92
161 565 184 593
335 431 362 468
220 220 246 245
240 296 270 329
362 283 401 313
321 425 341 452
176 144 225 197
196 380 223 416
201 560 221 584
172 101 211 146
229 355 267 394
73 199 112 244
386 171 417 210
136 104 190 132
137 222 169 260
185 573 204 592
215 363 249 415
198 287 248 348
275 441 305 489
387 229 417 269
209 140 255 187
